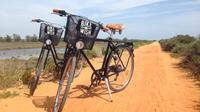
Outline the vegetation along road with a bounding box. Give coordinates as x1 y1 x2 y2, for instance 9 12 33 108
0 42 199 112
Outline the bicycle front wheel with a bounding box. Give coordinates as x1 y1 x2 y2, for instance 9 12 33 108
53 56 77 112
29 49 48 96
107 45 134 92
74 53 84 78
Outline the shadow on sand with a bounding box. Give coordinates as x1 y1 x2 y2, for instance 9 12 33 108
172 63 200 111
31 96 55 112
68 84 111 102
30 84 113 111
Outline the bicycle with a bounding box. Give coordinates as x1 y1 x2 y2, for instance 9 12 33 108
29 19 84 96
52 9 134 112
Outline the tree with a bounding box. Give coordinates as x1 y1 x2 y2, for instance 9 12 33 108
5 35 12 42
0 36 4 42
123 37 128 41
26 34 38 42
13 34 21 42
31 34 38 42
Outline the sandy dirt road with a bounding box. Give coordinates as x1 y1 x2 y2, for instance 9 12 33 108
0 42 199 112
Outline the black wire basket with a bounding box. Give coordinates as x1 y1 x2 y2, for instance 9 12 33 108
39 23 63 46
64 15 101 50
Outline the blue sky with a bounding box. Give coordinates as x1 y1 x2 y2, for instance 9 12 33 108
0 0 200 40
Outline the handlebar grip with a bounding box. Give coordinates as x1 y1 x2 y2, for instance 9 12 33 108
32 19 41 23
52 9 68 16
53 9 60 13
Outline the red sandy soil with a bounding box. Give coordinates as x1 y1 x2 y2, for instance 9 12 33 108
0 42 199 112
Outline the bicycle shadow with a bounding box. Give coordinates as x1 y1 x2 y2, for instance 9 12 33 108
30 83 114 111
31 96 56 112
68 84 112 102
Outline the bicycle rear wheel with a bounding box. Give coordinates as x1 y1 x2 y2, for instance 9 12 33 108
29 49 49 96
53 56 76 112
107 45 134 92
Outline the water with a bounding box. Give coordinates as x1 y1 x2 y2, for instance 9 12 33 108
0 48 65 60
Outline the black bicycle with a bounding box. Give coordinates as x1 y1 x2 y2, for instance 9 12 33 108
50 9 134 112
29 19 84 96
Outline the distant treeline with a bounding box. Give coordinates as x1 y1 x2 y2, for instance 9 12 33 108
159 34 200 79
0 34 155 44
107 37 155 48
0 34 38 42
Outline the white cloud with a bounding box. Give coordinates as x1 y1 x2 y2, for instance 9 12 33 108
101 0 164 11
52 0 165 18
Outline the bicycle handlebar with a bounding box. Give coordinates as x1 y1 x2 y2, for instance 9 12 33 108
31 18 65 28
51 9 110 33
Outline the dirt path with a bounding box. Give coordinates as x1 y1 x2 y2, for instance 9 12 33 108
0 42 199 112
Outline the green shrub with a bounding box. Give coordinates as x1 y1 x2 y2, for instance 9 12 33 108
181 39 200 77
0 91 19 99
0 59 24 89
160 39 175 51
85 50 97 59
160 35 200 79
159 35 196 52
171 43 189 56
21 68 32 84
44 59 56 74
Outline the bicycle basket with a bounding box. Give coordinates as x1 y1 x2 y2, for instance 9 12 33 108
64 15 101 49
39 23 63 46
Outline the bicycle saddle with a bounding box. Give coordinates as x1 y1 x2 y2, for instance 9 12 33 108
106 24 125 31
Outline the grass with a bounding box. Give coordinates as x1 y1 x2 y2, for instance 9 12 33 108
0 59 24 89
0 59 37 89
0 91 19 99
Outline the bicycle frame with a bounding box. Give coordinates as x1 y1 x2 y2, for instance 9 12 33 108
62 36 133 84
36 41 63 70
33 19 65 70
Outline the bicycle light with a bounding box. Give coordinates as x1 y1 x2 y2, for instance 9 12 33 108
46 39 52 45
76 41 84 49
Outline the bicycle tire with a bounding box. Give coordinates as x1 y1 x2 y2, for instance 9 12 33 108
106 44 134 92
53 56 76 112
74 53 84 78
29 49 48 96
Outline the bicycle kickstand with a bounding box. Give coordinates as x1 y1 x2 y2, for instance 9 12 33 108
104 78 113 102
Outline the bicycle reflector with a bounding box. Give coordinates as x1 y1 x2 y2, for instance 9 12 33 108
76 41 84 49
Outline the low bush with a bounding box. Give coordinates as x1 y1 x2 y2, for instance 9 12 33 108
159 35 195 52
159 35 200 79
180 39 200 78
0 59 37 88
21 68 32 84
0 59 24 89
0 91 19 99
85 50 97 59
